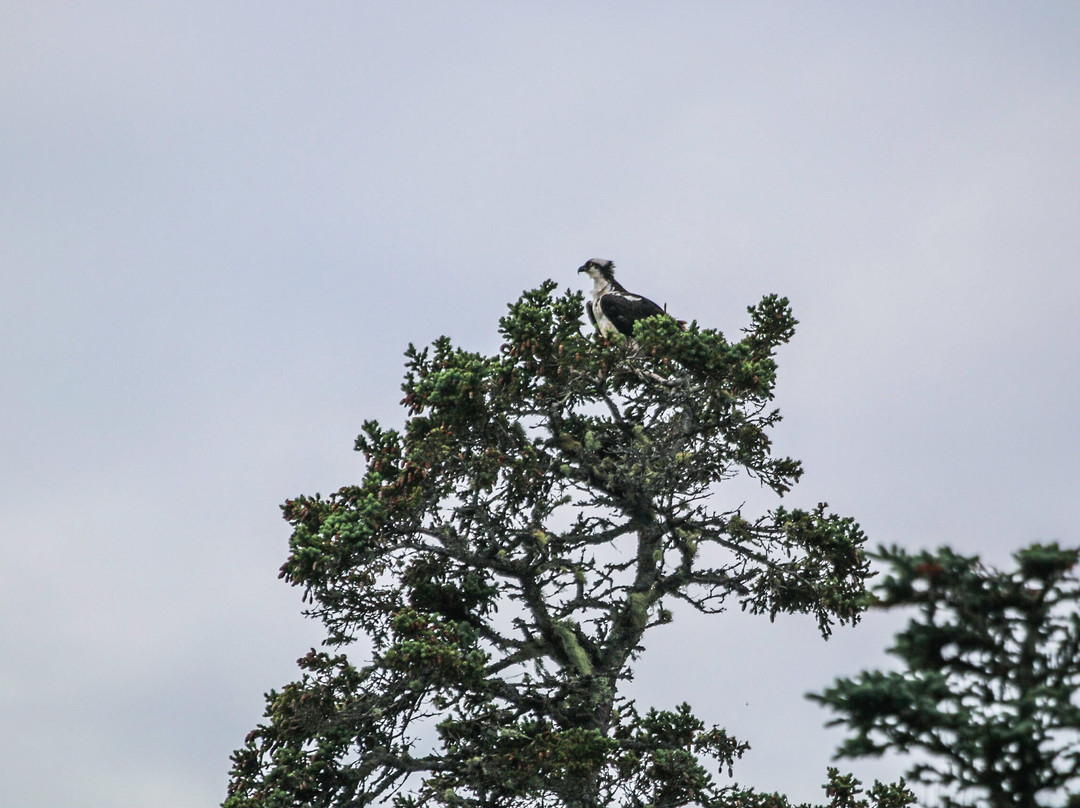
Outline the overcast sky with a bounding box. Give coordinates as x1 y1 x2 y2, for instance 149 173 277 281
3 3 1080 806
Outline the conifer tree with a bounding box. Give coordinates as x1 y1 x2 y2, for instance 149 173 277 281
811 543 1080 808
226 281 911 808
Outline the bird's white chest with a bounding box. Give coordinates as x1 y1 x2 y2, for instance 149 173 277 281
590 282 619 336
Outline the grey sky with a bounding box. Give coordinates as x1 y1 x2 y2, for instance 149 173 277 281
3 3 1079 805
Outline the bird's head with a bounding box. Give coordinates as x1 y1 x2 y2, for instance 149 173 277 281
577 258 615 282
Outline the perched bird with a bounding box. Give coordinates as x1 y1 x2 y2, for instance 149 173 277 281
577 258 675 339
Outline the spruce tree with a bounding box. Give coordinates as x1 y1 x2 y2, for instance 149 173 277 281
811 543 1080 808
226 281 910 808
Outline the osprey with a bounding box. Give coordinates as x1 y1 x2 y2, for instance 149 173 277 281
577 258 672 339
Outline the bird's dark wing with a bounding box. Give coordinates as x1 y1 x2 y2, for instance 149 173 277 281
599 293 667 337
585 300 597 329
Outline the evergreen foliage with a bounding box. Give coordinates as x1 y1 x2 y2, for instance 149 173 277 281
226 281 910 808
810 543 1080 808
